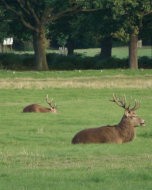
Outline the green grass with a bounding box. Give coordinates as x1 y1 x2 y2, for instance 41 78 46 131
0 69 152 79
74 46 152 58
0 70 152 189
17 46 152 58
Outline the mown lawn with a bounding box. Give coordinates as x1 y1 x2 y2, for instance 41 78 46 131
0 70 152 190
74 46 152 58
22 46 152 58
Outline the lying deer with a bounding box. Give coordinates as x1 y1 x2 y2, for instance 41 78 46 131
72 94 145 144
23 95 57 113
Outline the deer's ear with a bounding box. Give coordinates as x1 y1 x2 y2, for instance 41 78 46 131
124 110 130 117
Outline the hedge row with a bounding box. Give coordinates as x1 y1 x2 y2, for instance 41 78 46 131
0 53 151 70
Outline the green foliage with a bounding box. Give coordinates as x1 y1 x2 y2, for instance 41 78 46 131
0 46 151 70
57 33 69 47
140 14 152 41
0 53 35 70
122 0 152 34
138 56 152 68
0 53 133 70
0 7 10 42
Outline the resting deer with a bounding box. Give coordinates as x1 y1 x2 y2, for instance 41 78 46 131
23 95 57 113
72 94 145 144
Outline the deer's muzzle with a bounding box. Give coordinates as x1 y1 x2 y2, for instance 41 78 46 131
140 119 145 126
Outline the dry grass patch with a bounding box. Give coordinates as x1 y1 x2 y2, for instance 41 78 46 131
0 76 152 89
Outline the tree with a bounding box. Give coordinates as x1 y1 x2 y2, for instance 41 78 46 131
122 0 152 69
49 0 103 55
1 0 84 70
50 13 95 55
88 0 152 68
86 0 125 59
140 12 152 45
0 6 10 52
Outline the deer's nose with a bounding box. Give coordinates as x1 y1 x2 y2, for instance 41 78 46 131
140 119 145 126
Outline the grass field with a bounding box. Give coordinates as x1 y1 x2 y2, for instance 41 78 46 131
18 46 152 58
74 46 152 58
0 70 152 189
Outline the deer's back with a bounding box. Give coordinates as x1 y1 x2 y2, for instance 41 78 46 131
23 104 50 112
72 125 122 144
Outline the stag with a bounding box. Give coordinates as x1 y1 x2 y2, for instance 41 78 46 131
23 95 57 113
72 94 145 144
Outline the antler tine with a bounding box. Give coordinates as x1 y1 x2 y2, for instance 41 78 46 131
130 99 140 111
46 94 50 104
120 95 127 109
111 94 140 111
111 94 119 105
46 94 54 108
111 94 128 109
122 95 131 110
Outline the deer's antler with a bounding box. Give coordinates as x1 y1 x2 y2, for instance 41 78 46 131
111 94 140 111
111 94 128 109
130 99 140 111
46 94 56 108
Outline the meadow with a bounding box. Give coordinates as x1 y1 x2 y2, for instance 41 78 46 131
0 69 152 190
75 46 152 58
18 46 152 58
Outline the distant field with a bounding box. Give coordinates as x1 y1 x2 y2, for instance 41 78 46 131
74 46 152 58
0 70 152 189
17 46 152 59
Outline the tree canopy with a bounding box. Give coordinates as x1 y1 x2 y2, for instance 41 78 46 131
0 0 152 70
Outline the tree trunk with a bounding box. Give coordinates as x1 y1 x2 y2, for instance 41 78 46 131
129 32 138 69
67 40 74 55
33 26 49 71
100 36 112 59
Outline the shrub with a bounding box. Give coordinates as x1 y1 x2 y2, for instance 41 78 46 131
0 53 35 70
22 54 35 70
93 57 129 69
0 52 151 70
138 57 152 69
0 53 23 70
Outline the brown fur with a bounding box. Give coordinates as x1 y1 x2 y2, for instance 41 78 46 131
23 104 57 113
72 109 145 144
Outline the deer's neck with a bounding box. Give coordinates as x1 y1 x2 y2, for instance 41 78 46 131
118 120 135 129
117 119 135 143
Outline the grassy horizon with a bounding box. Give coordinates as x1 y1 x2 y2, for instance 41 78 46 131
74 46 152 58
0 70 152 189
15 46 152 59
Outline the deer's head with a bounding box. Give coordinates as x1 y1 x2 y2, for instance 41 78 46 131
46 95 57 113
111 94 145 127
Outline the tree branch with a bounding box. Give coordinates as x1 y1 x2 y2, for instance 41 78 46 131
20 16 38 32
51 4 102 21
143 10 152 16
26 0 40 25
16 0 30 15
2 0 39 32
2 0 20 16
41 7 53 25
52 6 81 21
